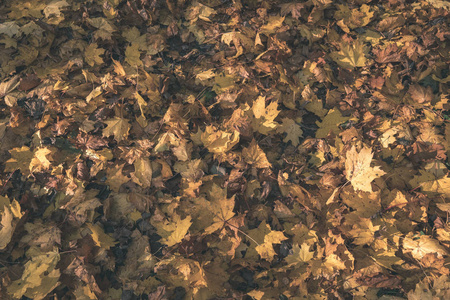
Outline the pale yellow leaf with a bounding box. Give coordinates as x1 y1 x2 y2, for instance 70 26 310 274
345 146 386 192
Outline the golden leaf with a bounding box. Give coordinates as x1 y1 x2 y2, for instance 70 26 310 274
84 43 104 67
125 43 143 67
345 146 386 192
260 16 285 34
201 125 240 154
221 32 254 57
285 243 314 265
409 171 450 198
29 147 53 173
250 96 280 135
315 109 351 138
255 229 288 261
102 117 131 142
5 146 34 174
242 139 271 169
157 214 192 247
277 118 303 146
86 223 117 250
87 17 115 40
204 184 235 234
122 27 147 49
403 235 447 260
330 39 368 69
0 197 22 250
7 250 60 300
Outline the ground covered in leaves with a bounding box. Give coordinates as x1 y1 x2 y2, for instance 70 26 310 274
0 0 449 299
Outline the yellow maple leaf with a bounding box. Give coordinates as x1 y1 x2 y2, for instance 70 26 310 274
122 27 147 49
409 171 450 198
7 250 60 300
330 39 368 69
242 139 271 169
5 146 34 174
277 118 303 146
158 214 192 247
0 197 22 250
345 146 386 192
125 43 143 67
315 109 351 138
201 125 240 154
102 117 131 142
255 229 288 261
348 217 380 245
285 243 314 265
250 96 280 135
204 184 235 234
84 43 104 67
403 234 447 260
86 223 117 250
29 147 53 173
260 16 285 34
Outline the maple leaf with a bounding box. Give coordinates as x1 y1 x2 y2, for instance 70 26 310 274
285 243 314 265
157 214 192 247
330 39 368 69
122 27 147 49
5 146 34 174
255 230 288 261
29 147 53 173
345 146 386 192
7 250 60 300
0 197 22 250
86 223 117 250
43 0 69 23
277 118 303 146
204 184 236 234
348 217 380 245
84 43 104 67
125 43 143 67
21 221 61 250
260 16 285 34
403 235 447 260
409 171 450 198
201 126 240 154
408 84 434 105
0 22 21 37
247 221 288 261
249 96 280 135
87 17 115 40
242 139 271 169
102 117 131 142
315 108 350 139
373 43 402 64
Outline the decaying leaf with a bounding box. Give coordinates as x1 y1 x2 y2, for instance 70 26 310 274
1 0 449 298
